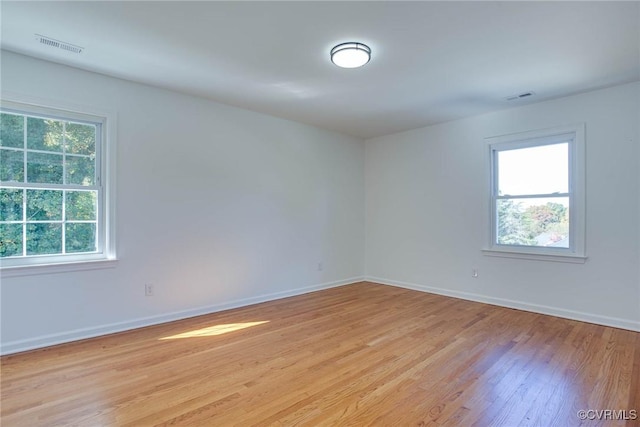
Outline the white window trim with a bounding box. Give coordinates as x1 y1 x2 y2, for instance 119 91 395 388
0 92 117 277
482 124 586 263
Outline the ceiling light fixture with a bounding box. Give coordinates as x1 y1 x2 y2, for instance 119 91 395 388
330 42 371 69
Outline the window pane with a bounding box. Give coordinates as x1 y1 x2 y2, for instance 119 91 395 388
0 113 24 148
497 143 568 196
66 191 96 220
26 189 62 221
26 117 63 152
27 152 63 184
0 223 23 257
0 149 25 182
65 155 95 185
66 223 96 253
0 188 23 221
0 107 106 264
65 122 96 155
26 223 62 255
497 197 569 248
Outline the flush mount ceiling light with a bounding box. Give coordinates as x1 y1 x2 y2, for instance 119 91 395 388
330 42 371 69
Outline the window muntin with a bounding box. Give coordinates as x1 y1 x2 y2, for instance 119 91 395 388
485 125 586 261
0 107 105 265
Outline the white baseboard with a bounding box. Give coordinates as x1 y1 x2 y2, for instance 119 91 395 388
366 276 640 332
1 276 365 355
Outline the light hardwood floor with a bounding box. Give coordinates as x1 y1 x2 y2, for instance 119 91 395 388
1 282 639 426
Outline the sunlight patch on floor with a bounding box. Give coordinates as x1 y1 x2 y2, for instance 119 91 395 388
160 321 270 340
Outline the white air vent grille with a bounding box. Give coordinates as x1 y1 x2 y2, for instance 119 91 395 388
506 92 535 101
35 34 83 54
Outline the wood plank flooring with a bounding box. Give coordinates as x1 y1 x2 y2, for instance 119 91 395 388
1 282 639 426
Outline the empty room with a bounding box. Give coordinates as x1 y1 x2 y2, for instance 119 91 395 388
1 1 639 426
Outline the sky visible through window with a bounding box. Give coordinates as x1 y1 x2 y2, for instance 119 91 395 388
498 142 569 212
498 142 568 197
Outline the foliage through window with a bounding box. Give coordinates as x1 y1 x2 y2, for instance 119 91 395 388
485 125 586 261
495 143 569 247
1 107 104 264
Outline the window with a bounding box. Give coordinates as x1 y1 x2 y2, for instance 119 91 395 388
483 124 586 262
0 100 115 272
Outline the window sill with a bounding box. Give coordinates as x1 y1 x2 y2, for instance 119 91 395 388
482 249 587 264
0 258 118 278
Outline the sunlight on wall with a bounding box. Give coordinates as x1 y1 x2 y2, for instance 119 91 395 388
159 321 270 340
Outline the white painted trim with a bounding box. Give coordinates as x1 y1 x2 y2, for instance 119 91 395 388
366 276 640 332
483 123 586 260
0 276 365 355
0 258 118 278
0 92 118 270
481 249 586 264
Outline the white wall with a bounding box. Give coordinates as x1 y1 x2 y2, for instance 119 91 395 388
366 82 640 330
1 51 638 355
0 51 366 353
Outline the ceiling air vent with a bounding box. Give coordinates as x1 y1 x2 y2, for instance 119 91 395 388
505 92 535 101
35 34 83 54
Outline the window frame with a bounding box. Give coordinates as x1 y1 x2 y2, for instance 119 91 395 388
482 124 586 263
0 96 117 276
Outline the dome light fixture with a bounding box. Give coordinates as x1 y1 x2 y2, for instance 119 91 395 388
330 42 371 69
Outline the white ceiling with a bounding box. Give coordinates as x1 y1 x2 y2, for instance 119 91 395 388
2 1 639 139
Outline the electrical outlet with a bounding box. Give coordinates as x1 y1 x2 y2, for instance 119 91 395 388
145 283 154 296
472 269 478 278
317 262 324 271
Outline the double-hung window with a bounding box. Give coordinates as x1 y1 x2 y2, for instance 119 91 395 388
484 124 586 262
0 101 114 271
